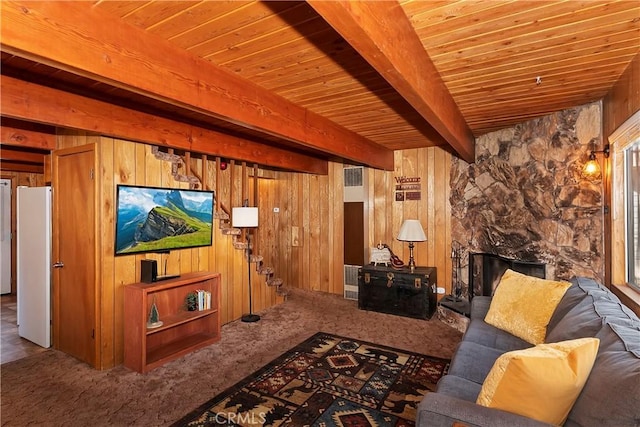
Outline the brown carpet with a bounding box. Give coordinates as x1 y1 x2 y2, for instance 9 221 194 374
1 288 462 427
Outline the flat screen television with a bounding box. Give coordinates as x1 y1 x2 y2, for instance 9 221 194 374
114 184 215 256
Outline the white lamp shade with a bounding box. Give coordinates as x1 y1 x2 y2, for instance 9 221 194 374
232 207 259 227
397 219 427 242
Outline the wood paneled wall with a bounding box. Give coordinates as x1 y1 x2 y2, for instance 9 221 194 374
260 147 454 297
256 163 345 294
0 170 45 294
603 52 640 139
369 148 452 293
55 131 283 368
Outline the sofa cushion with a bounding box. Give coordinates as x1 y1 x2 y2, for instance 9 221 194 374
463 318 532 352
435 374 482 402
418 393 555 427
592 322 640 354
573 276 610 293
547 279 589 332
477 338 599 426
565 324 640 427
484 269 571 344
607 322 640 356
470 296 492 320
447 341 506 385
546 292 639 343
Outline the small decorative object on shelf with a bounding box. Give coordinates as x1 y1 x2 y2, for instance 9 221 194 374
146 297 163 329
186 292 197 311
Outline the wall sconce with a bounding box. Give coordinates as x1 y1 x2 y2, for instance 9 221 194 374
397 219 427 272
582 143 610 179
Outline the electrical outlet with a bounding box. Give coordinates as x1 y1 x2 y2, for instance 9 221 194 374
273 207 280 213
437 287 445 294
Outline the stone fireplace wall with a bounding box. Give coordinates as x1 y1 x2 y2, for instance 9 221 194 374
450 102 604 295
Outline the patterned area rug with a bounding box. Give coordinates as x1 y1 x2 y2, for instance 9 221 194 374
173 332 449 426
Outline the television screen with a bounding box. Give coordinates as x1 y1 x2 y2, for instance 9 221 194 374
114 185 215 256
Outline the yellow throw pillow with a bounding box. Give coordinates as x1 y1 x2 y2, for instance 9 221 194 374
477 338 600 426
485 269 571 344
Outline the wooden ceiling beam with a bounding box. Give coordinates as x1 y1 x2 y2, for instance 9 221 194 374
308 0 475 163
0 161 43 174
1 76 328 175
0 1 393 171
0 144 46 163
0 120 56 150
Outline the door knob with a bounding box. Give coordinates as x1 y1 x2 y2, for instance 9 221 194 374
53 262 64 268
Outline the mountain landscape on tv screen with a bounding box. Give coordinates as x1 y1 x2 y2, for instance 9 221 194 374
115 187 214 254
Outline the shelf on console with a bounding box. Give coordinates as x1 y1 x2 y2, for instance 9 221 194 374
146 309 218 335
146 332 217 366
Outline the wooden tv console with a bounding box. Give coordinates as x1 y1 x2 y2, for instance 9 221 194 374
124 272 221 373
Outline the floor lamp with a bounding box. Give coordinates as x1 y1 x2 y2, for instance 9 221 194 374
232 206 260 322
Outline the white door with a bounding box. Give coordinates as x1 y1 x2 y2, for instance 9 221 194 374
17 186 52 348
0 179 11 295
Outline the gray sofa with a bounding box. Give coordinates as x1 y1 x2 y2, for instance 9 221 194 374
418 277 640 426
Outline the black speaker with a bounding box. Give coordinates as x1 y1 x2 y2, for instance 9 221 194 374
141 259 157 283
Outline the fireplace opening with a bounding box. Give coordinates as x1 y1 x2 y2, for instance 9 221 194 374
439 252 546 317
469 253 546 298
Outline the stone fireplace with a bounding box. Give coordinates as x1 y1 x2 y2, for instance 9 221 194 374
450 101 604 298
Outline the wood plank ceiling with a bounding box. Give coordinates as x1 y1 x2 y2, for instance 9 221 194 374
1 0 639 172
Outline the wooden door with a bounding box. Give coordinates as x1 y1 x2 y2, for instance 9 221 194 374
344 201 365 265
52 145 97 366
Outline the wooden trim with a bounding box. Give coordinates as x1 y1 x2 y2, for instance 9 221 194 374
609 109 640 145
0 1 393 170
609 110 640 288
308 0 475 163
1 75 328 175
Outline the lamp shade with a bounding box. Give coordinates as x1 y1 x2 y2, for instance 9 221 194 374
232 207 259 228
397 219 427 242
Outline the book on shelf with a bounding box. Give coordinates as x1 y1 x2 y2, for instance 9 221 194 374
195 289 212 311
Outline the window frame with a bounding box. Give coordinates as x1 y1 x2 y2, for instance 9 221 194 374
611 109 640 293
624 140 640 291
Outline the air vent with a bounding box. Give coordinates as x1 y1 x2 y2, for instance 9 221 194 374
344 166 365 203
344 264 360 300
344 167 363 187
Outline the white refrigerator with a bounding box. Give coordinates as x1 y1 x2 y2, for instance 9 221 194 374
17 186 52 348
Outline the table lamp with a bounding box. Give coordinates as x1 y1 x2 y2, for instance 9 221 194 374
397 219 427 272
